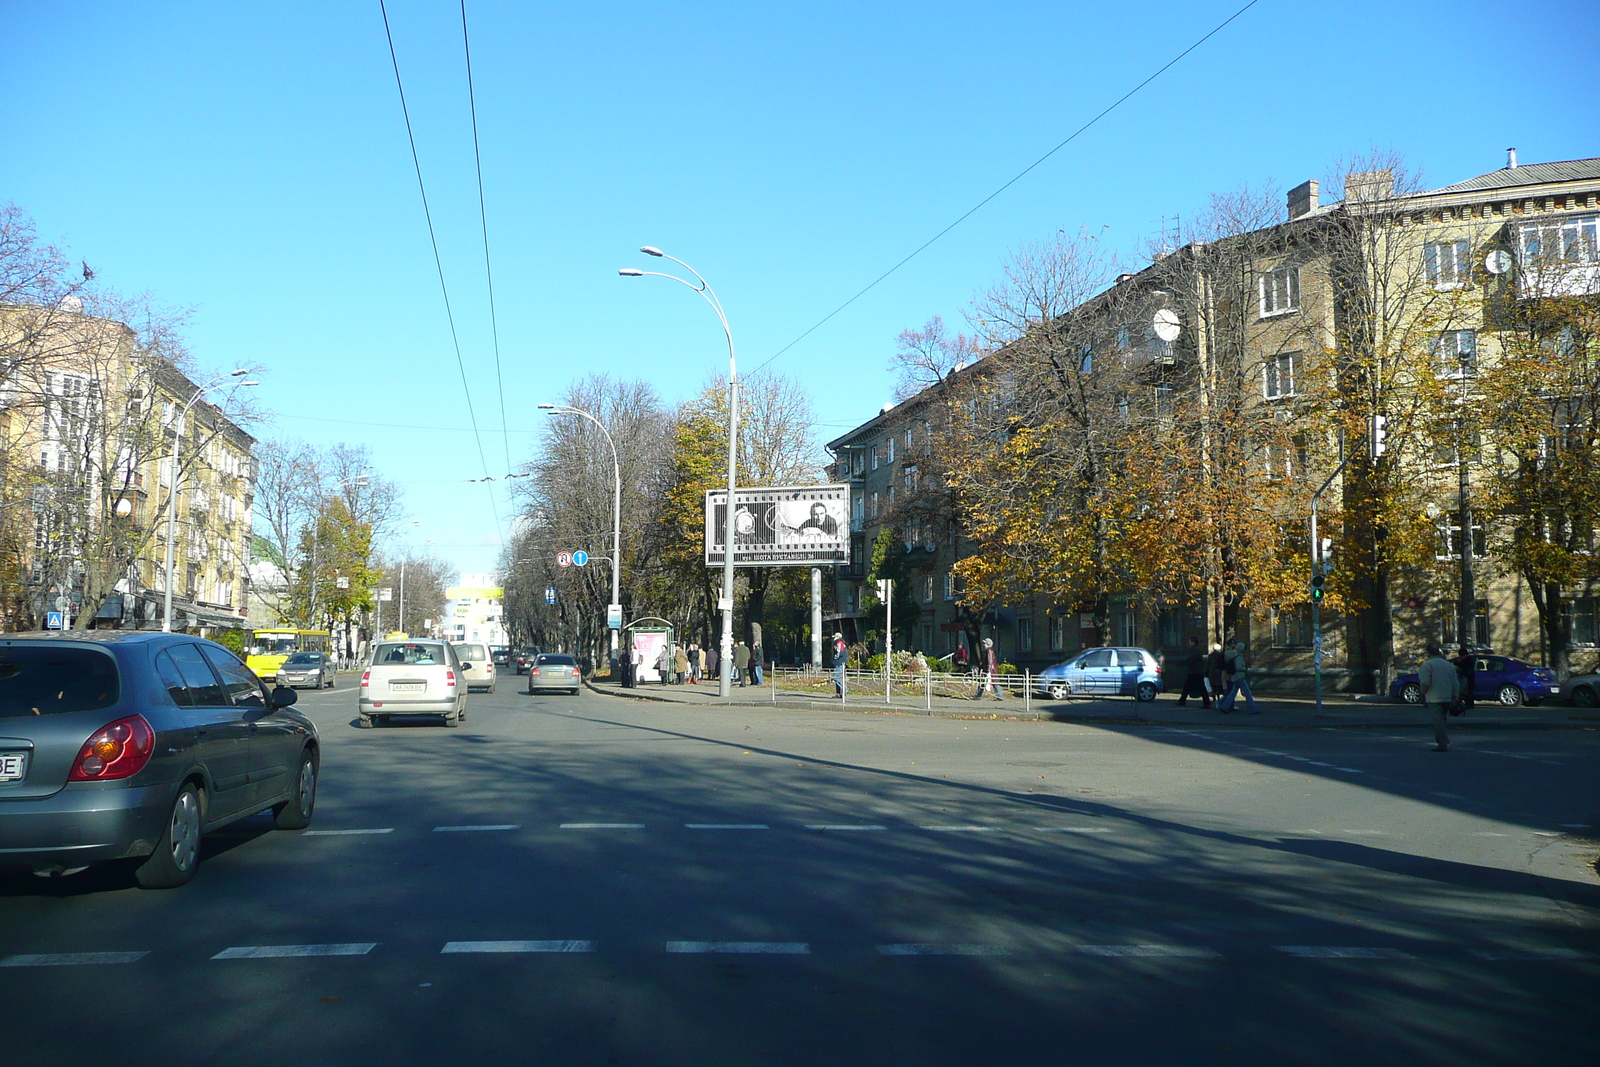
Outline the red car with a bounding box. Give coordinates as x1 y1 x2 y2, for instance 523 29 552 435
513 646 540 675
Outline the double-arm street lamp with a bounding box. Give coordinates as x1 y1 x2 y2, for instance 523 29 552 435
162 369 258 632
620 248 738 697
537 403 622 666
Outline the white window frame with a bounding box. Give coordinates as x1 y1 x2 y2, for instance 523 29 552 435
1017 617 1033 654
1263 352 1301 399
886 437 895 464
1258 265 1301 317
1433 330 1477 379
1424 238 1472 289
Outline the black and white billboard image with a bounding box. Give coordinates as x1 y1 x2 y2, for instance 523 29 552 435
705 485 850 567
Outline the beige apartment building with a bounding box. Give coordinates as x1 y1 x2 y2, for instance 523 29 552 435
826 153 1600 692
0 300 257 634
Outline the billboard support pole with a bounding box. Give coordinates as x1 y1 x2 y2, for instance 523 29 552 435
811 568 822 669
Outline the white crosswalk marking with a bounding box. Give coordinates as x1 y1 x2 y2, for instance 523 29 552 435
433 825 520 832
804 824 887 831
212 944 377 959
1275 946 1415 959
684 824 769 830
665 941 809 954
876 943 1010 956
560 823 645 829
0 951 148 967
442 941 593 953
304 828 394 836
1036 826 1114 833
920 825 999 832
1470 948 1590 961
1078 945 1221 958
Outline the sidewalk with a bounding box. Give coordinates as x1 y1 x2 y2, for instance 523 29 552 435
583 677 1600 730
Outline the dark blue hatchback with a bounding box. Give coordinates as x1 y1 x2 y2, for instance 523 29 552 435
0 631 317 887
1390 654 1557 707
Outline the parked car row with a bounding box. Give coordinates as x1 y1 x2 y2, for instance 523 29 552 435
1388 655 1559 707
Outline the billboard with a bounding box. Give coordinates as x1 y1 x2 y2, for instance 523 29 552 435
705 484 850 568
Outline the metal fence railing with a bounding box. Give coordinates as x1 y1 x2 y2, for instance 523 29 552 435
766 664 1040 713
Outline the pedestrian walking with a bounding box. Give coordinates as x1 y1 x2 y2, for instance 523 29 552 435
1451 646 1477 710
706 644 719 682
655 645 671 685
1216 637 1258 714
1420 641 1460 752
1206 643 1226 700
734 640 751 687
751 640 764 686
954 643 969 675
674 644 689 684
1175 636 1211 709
838 630 851 697
973 637 1004 700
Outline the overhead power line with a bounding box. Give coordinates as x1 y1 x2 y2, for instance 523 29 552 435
459 0 512 474
378 0 504 536
750 0 1265 377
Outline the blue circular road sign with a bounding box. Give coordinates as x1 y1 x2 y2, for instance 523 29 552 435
572 550 590 567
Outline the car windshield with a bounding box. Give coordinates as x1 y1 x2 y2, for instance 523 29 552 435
537 655 576 666
455 644 488 660
284 653 322 666
252 635 300 655
374 643 447 666
0 645 121 717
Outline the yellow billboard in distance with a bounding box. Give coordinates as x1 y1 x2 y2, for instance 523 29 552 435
446 587 504 600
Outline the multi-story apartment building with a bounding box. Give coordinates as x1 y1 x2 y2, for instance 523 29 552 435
826 153 1600 691
0 300 257 635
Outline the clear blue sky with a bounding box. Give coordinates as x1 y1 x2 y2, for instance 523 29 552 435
5 0 1596 574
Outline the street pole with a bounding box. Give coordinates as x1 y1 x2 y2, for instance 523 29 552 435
883 578 893 705
810 567 823 669
622 248 738 698
398 559 406 637
1456 363 1475 653
1309 442 1353 715
539 405 622 669
162 370 253 632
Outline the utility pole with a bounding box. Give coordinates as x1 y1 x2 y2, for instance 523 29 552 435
1456 356 1476 653
810 567 823 669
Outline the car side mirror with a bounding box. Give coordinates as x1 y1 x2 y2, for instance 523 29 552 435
271 685 299 709
460 662 472 669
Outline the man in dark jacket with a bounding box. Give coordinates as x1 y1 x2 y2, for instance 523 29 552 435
734 641 751 686
1175 636 1211 708
1451 646 1476 710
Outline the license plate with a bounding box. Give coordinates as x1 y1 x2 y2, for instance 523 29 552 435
0 752 26 782
390 682 425 693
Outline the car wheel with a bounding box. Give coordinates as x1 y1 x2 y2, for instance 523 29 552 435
1046 682 1070 700
273 749 318 830
1399 682 1423 705
1497 684 1525 707
445 712 460 727
1136 681 1158 703
359 715 374 729
326 675 335 689
1572 685 1598 708
135 783 203 889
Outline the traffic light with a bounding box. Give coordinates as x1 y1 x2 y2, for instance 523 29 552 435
1369 414 1388 459
1310 574 1326 601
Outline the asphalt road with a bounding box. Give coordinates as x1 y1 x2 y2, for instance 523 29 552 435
3 670 1598 1066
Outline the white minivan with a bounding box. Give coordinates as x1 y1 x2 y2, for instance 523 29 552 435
451 642 496 694
360 640 469 728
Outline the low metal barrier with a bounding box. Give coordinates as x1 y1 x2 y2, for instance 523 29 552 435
767 664 1038 713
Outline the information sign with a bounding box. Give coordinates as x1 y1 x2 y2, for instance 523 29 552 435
45 611 65 630
607 603 622 630
545 587 557 605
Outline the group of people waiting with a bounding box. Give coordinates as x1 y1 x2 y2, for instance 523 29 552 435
621 639 765 687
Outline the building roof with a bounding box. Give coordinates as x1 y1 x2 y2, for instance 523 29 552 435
1425 158 1600 196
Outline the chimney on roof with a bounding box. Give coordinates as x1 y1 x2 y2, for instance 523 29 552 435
1287 179 1320 220
1507 147 1518 169
1345 169 1394 203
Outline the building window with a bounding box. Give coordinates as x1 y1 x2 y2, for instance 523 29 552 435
1519 216 1599 266
1154 382 1173 415
887 486 895 507
1079 343 1093 374
944 572 964 601
1436 523 1487 560
851 450 866 476
870 492 879 518
923 575 934 602
1439 600 1490 648
1433 330 1477 378
1263 352 1300 399
1114 612 1136 646
1158 610 1182 648
904 464 918 491
1568 596 1599 646
1259 265 1300 317
1272 605 1313 648
1431 422 1481 468
1017 617 1033 654
1424 239 1472 287
1048 614 1067 652
887 437 895 464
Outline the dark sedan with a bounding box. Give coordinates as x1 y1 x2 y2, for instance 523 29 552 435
0 631 318 888
514 645 540 675
1390 654 1557 707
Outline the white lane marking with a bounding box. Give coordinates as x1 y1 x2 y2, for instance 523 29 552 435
1531 831 1562 837
442 940 593 954
433 824 520 832
877 943 1010 956
1432 792 1466 800
1077 945 1221 958
559 823 645 829
304 828 394 836
1561 823 1589 829
1339 830 1392 836
804 824 887 831
920 825 1000 832
684 824 769 830
1470 948 1591 961
212 944 376 959
1275 946 1415 959
0 951 148 967
665 941 809 954
1470 832 1508 837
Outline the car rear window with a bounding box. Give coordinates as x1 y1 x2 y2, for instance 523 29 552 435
374 643 448 666
454 644 488 660
0 645 120 717
537 655 576 666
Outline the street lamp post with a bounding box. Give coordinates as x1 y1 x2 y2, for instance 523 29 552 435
162 369 257 632
538 404 622 669
621 248 738 697
1455 354 1476 654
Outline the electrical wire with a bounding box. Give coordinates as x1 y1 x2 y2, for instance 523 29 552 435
378 0 504 536
459 0 512 475
749 0 1265 377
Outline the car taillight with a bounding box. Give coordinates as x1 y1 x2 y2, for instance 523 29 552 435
446 671 457 687
361 670 371 688
573 670 581 681
529 668 540 678
69 716 155 782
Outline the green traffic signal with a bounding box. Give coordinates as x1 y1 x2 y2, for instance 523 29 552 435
1310 574 1326 601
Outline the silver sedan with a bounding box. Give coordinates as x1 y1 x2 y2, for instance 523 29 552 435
275 651 334 690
